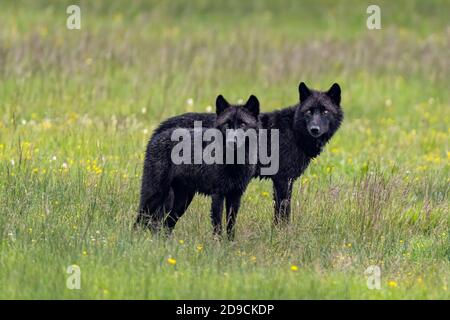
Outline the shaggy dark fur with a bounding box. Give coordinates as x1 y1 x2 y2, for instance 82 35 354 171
135 95 260 239
150 82 344 224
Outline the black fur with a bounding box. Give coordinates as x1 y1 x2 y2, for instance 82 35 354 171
150 83 344 224
135 95 261 239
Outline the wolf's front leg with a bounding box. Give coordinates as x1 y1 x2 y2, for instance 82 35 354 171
272 178 293 225
225 192 242 240
210 194 224 236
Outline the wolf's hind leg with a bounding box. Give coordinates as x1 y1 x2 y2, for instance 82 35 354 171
135 189 170 232
164 184 195 232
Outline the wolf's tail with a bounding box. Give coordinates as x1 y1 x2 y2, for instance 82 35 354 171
134 186 174 231
134 139 174 231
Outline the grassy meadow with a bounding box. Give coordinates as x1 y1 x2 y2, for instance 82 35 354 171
0 0 449 299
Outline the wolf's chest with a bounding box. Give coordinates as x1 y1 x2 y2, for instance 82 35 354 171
277 142 311 178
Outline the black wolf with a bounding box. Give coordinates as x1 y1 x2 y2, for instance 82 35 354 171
152 82 344 224
135 95 260 238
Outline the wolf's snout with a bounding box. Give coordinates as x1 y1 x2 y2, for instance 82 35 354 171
309 126 321 137
226 132 245 149
226 136 236 148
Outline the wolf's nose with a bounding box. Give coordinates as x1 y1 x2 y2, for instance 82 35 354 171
310 126 320 135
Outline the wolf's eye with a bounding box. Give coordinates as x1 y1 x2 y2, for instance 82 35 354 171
323 110 328 115
305 110 312 117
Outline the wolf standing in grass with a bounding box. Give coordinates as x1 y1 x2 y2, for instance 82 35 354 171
135 95 261 238
152 82 344 224
259 82 343 223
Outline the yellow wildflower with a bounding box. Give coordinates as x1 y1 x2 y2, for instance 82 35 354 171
388 280 398 288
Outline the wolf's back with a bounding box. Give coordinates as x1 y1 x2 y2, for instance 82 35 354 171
153 112 216 136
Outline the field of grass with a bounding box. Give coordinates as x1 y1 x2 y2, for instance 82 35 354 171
0 0 449 299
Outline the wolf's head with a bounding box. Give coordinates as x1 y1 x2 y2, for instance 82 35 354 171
293 82 343 140
214 95 260 149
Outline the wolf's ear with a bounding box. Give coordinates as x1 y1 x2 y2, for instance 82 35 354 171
216 95 230 115
299 82 311 102
245 95 260 117
327 83 341 105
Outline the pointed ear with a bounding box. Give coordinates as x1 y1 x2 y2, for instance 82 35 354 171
244 95 260 117
327 83 341 105
216 95 230 115
298 82 311 102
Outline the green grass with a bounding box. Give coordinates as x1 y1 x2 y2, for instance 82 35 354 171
0 0 449 299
